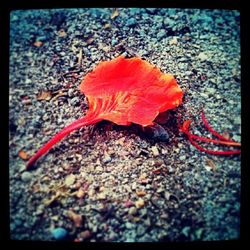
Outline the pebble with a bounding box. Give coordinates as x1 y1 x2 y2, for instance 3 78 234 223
126 18 136 27
79 230 92 240
151 146 160 156
197 52 209 61
65 174 76 186
156 29 166 40
125 222 134 229
206 87 216 95
181 226 191 237
169 37 178 45
146 8 157 14
68 88 74 97
111 38 117 46
70 97 80 106
51 227 68 240
128 207 137 215
21 171 32 182
136 224 146 236
135 198 145 208
103 152 112 163
179 155 186 161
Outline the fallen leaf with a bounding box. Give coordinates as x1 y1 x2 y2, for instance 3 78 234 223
34 41 43 47
18 149 30 160
26 56 183 169
67 210 83 227
111 9 119 19
50 90 67 102
104 23 111 29
37 90 52 101
57 29 67 37
206 159 216 171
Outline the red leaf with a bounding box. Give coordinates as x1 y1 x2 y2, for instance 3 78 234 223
80 56 183 126
26 56 183 169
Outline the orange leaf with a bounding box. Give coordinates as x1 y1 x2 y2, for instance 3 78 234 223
80 56 183 127
26 56 183 169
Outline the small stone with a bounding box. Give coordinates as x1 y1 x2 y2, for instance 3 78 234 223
197 52 208 61
206 87 216 95
111 38 117 46
97 192 106 200
125 222 134 229
65 174 76 187
79 230 92 240
128 207 137 215
200 93 209 98
151 146 160 156
156 29 166 40
95 166 103 172
68 88 74 97
135 198 145 208
181 226 191 237
146 8 157 14
179 155 186 161
124 200 134 208
70 97 80 106
21 171 32 182
136 224 146 236
51 227 68 240
19 164 26 173
169 37 178 45
136 190 146 197
126 18 136 27
103 152 112 163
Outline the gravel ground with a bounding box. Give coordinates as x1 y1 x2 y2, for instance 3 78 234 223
9 8 241 241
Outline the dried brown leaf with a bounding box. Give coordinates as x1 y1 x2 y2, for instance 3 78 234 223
34 41 43 47
104 23 111 29
37 90 52 101
111 9 119 19
67 210 83 227
206 159 216 171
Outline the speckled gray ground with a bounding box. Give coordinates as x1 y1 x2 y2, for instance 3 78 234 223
9 8 241 241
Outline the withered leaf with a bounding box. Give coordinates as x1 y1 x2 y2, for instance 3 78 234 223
206 159 216 171
111 9 119 19
67 210 83 227
34 41 43 47
37 90 52 101
104 23 111 29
